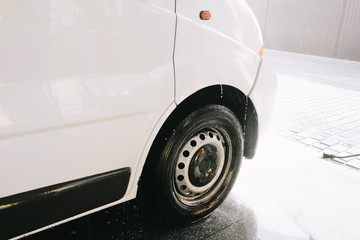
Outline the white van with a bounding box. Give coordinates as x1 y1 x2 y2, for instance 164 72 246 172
0 1 277 239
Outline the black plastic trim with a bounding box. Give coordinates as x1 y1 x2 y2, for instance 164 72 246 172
0 168 131 239
243 99 258 159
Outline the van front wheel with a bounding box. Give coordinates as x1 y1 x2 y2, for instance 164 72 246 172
143 105 244 222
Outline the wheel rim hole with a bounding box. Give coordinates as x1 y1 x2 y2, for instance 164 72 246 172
186 191 192 195
178 162 185 169
209 132 213 138
200 134 205 140
180 185 186 190
177 175 184 181
216 135 220 141
190 140 197 147
183 150 190 157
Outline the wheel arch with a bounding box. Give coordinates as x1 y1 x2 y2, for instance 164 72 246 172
139 85 258 193
171 85 258 159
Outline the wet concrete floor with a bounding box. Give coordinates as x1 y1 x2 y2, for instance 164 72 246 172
25 195 258 240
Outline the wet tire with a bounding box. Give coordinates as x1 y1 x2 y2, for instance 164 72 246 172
141 105 244 222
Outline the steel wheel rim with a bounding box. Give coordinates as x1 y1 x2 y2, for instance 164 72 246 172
174 128 231 205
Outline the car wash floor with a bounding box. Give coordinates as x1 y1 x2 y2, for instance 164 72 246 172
26 50 360 240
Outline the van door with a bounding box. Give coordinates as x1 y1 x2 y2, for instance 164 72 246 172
0 0 176 198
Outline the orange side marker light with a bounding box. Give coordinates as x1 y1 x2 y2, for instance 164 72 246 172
259 45 264 56
200 11 212 20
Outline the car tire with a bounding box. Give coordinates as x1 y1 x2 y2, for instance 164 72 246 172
141 105 244 222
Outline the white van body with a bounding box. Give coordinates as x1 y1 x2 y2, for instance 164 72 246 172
0 1 277 239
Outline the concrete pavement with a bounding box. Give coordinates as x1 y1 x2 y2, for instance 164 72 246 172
266 49 360 170
242 50 360 240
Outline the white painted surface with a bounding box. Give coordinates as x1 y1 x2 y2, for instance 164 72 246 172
0 0 277 238
0 0 176 197
174 0 262 104
249 59 278 133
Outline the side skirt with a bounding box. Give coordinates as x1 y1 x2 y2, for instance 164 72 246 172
0 168 131 239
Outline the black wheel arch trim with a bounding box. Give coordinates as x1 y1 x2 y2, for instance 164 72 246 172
243 98 258 159
156 85 258 159
0 167 131 239
140 85 259 210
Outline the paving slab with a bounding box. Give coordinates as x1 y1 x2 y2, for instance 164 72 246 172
347 159 360 170
265 49 360 169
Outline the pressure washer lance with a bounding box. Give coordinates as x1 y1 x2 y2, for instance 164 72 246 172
323 153 360 160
